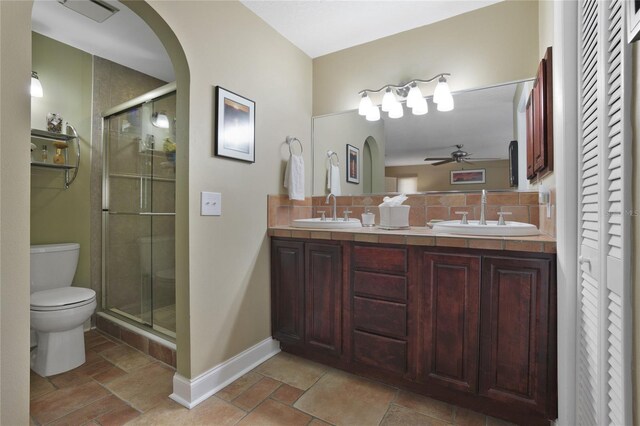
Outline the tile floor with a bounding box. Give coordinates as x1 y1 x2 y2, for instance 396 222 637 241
30 330 516 425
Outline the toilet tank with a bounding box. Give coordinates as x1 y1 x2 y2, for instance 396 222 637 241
30 243 80 293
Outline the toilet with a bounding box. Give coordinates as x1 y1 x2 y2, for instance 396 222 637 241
30 243 96 377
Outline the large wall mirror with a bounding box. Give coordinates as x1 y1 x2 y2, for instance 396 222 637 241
312 79 535 196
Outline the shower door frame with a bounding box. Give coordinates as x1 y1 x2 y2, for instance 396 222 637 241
101 82 177 337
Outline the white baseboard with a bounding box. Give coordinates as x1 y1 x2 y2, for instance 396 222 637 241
170 337 280 409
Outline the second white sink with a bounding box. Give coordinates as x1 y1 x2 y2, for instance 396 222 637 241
432 220 539 236
292 218 362 229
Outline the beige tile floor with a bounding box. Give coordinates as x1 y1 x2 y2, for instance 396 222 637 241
30 330 516 425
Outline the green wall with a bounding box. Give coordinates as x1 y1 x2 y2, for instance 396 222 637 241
31 33 92 287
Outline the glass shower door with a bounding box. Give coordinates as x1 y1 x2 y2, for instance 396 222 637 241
103 91 176 337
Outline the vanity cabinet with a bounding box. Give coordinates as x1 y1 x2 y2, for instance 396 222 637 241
479 255 556 416
270 238 557 424
270 239 342 357
417 252 481 394
350 245 410 375
304 242 342 356
271 240 305 345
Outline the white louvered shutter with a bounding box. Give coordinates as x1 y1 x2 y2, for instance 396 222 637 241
576 1 632 425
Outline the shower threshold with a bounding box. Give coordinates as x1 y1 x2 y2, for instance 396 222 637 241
101 308 176 342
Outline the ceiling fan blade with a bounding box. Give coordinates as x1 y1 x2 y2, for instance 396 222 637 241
424 157 452 161
466 157 502 161
431 159 455 166
462 159 475 165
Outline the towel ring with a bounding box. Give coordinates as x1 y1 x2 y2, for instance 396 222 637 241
286 136 303 155
327 150 339 166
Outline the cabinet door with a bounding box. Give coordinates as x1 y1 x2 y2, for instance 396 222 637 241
479 256 552 414
419 252 481 393
533 59 547 173
271 239 305 344
525 92 536 180
305 242 342 356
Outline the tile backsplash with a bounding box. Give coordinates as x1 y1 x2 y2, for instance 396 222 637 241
268 191 556 238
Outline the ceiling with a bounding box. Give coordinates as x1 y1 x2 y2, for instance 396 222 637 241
31 0 174 82
32 0 502 82
240 0 502 58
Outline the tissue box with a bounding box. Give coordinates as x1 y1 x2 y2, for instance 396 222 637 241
379 205 410 228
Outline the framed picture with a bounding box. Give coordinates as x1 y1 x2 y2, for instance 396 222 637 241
627 0 640 43
346 144 360 184
450 169 486 185
214 86 255 163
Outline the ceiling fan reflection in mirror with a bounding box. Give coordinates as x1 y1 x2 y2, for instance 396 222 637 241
424 144 499 166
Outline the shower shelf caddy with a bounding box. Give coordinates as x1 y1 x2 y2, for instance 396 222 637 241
30 126 80 189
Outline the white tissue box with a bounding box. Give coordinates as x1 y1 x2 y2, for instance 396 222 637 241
379 205 410 229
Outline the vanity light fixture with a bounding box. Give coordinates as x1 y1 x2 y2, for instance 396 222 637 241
31 71 44 98
357 73 452 121
365 105 381 121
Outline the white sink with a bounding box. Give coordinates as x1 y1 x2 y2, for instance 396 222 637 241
432 220 539 237
292 218 362 229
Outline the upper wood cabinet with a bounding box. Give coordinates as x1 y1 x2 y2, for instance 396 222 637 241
527 47 554 180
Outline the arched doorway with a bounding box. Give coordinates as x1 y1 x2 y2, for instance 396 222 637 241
363 136 382 193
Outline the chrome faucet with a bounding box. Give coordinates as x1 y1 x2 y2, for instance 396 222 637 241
479 190 487 225
326 193 337 221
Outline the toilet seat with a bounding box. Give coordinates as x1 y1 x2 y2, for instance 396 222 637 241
31 287 96 312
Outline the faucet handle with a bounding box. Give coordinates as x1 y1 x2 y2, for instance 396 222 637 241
454 211 469 224
343 209 352 221
497 211 512 225
318 210 326 221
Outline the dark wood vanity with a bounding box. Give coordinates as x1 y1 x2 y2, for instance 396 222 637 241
271 237 557 425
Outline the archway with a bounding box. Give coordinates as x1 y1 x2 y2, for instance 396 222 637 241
363 136 382 193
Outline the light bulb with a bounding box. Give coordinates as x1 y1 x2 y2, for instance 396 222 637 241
436 96 454 112
31 71 43 98
433 77 451 105
366 105 381 121
381 88 397 112
406 84 423 108
412 97 428 115
152 112 170 128
358 93 372 116
388 102 403 119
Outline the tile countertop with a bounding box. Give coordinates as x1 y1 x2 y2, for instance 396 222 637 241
268 225 556 254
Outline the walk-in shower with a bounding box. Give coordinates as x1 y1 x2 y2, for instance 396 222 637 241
102 83 176 339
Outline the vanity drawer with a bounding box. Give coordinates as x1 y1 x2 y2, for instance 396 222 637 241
353 330 407 374
352 245 407 274
353 271 407 302
353 296 406 338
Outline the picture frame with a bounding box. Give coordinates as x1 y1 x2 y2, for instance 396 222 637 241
627 0 640 43
214 86 255 163
346 144 360 184
450 169 486 185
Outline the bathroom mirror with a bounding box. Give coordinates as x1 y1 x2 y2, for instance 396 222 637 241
312 79 534 196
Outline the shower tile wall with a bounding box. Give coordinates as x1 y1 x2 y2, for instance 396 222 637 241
90 56 167 320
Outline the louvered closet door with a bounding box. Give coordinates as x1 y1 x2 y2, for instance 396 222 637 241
577 1 632 425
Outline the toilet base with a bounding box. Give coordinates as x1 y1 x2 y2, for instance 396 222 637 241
31 325 86 377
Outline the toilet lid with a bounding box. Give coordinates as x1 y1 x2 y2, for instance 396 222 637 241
31 287 96 309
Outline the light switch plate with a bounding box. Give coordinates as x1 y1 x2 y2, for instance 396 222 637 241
201 192 221 216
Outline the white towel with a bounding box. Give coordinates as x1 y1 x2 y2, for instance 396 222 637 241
284 153 305 200
327 163 341 196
